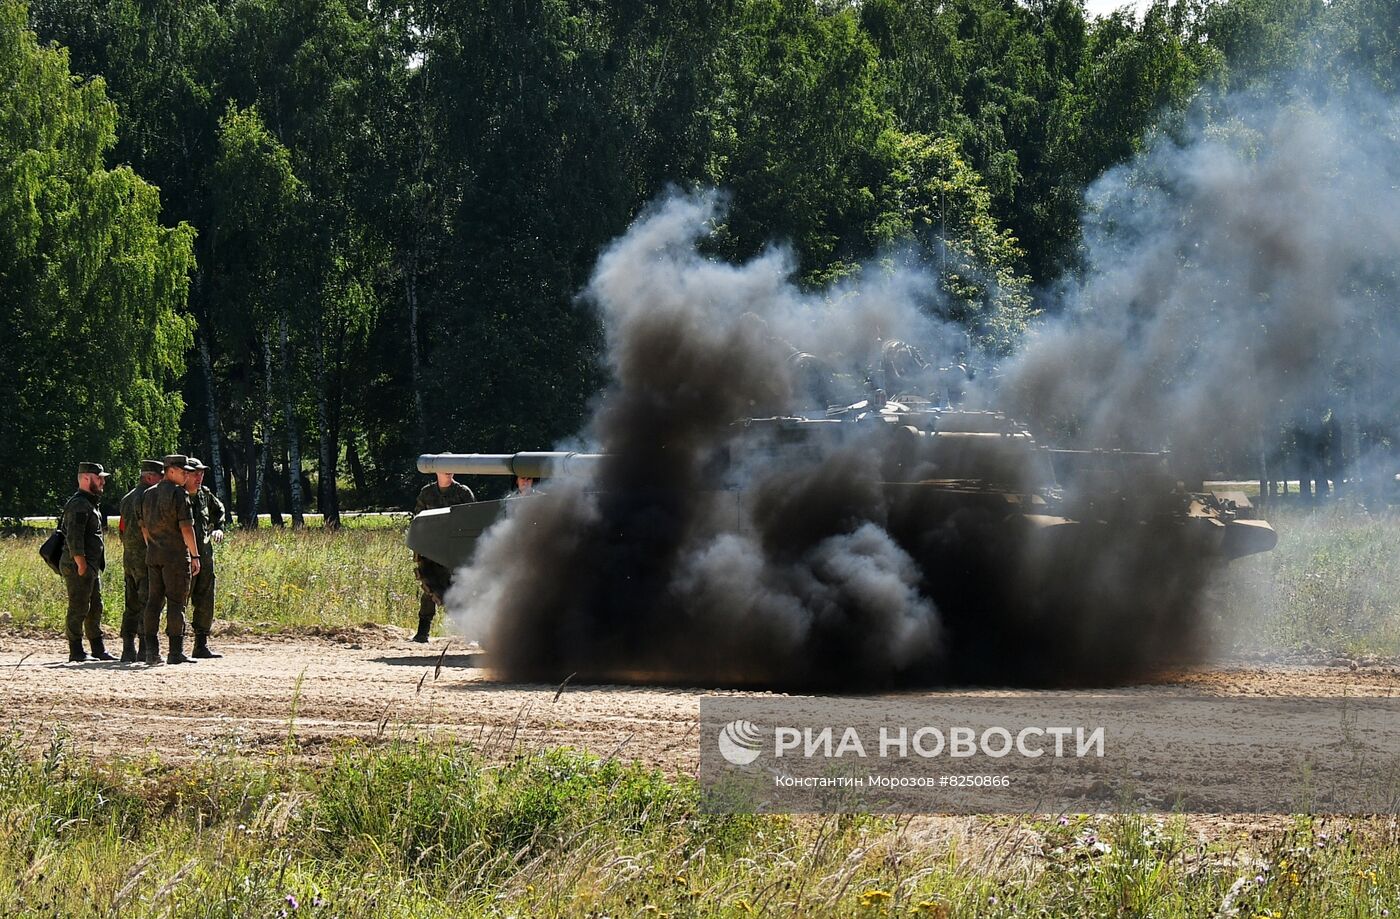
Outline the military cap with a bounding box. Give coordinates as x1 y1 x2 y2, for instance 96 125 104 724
186 456 208 471
140 459 164 475
77 462 111 477
162 454 190 470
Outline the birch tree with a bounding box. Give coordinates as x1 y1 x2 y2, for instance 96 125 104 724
0 0 194 515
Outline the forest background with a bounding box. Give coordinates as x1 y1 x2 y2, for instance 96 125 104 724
2 0 1395 523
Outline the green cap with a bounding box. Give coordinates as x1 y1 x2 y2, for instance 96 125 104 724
77 462 110 477
162 454 190 470
140 459 164 475
185 456 208 471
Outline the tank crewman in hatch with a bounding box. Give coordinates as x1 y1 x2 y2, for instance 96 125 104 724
411 470 476 643
59 463 114 662
183 457 227 659
117 459 163 662
140 454 202 665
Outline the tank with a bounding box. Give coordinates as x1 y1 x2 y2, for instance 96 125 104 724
407 405 1277 574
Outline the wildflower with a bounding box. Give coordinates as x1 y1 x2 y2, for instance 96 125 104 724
1058 816 1069 826
286 893 299 911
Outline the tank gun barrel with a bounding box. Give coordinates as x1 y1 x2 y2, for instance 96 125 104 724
416 452 603 478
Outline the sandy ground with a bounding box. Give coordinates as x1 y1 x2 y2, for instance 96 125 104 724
3 628 1399 774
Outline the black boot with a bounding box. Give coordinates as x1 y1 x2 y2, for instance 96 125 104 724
192 633 223 659
167 635 192 665
412 612 433 643
67 637 88 663
89 634 117 661
142 633 161 665
120 634 137 663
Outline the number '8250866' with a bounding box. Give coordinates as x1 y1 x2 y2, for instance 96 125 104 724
944 775 1010 788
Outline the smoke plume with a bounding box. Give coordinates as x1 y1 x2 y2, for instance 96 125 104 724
997 88 1400 467
447 85 1400 690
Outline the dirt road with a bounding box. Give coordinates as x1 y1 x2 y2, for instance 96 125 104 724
4 629 1399 772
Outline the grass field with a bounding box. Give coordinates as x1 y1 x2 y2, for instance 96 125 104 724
0 525 424 635
3 506 1400 916
1217 503 1400 658
1 732 1397 918
5 502 1400 656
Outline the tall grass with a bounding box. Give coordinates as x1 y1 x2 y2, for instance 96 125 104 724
0 733 1396 917
0 527 422 634
1216 504 1400 657
4 503 1400 654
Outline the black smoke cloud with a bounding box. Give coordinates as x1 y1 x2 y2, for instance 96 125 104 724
447 194 953 688
447 85 1400 689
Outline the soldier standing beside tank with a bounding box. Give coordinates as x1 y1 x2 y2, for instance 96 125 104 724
59 463 114 662
183 457 226 658
410 471 475 642
140 455 201 665
117 459 163 662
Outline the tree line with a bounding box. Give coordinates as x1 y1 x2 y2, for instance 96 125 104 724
2 0 1395 521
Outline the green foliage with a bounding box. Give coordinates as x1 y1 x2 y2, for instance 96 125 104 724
2 732 1400 916
874 132 1034 353
209 104 303 333
706 0 895 282
0 0 194 516
11 0 1397 517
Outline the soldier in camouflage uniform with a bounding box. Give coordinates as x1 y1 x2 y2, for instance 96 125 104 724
411 472 476 642
59 462 114 662
183 457 227 658
140 454 202 665
117 459 163 662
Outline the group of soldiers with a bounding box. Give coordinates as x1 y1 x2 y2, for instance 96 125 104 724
59 454 226 665
59 457 529 660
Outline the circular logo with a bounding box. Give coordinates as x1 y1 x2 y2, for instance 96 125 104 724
717 719 764 766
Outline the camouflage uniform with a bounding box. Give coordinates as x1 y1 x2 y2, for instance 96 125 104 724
188 485 226 641
118 480 152 643
141 478 194 641
58 488 106 652
411 480 475 641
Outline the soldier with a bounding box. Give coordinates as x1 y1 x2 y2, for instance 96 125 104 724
140 455 202 665
117 459 163 662
411 471 475 642
59 463 114 662
183 457 226 658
